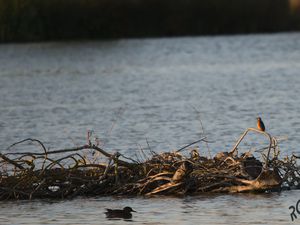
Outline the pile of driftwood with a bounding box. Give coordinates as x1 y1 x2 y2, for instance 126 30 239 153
0 128 299 200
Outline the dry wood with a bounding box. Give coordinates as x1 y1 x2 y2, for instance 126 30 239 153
0 129 299 200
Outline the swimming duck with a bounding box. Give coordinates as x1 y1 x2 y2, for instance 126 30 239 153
105 206 136 219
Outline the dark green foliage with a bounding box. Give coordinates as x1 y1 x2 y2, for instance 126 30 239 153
0 0 299 42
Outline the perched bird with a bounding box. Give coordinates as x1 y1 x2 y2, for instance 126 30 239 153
257 117 265 131
105 206 136 219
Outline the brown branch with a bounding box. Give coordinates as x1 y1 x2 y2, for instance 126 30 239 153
7 138 47 155
176 137 208 153
5 143 134 168
0 153 25 170
229 128 273 169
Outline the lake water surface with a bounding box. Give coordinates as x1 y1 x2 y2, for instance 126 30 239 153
0 33 300 224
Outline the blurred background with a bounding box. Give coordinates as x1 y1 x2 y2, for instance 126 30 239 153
0 0 300 42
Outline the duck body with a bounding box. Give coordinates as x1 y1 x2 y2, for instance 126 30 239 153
105 206 136 219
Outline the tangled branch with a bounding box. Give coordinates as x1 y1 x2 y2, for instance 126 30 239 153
0 129 299 200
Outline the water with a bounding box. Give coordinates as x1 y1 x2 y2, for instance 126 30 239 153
0 32 300 224
0 192 298 224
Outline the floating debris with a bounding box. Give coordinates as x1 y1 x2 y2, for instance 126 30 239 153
0 128 299 200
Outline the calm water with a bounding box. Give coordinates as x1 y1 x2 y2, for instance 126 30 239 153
0 32 300 224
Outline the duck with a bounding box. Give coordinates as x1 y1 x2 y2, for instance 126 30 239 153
105 206 136 219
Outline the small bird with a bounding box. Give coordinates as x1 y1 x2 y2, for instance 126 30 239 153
105 206 136 219
257 117 265 131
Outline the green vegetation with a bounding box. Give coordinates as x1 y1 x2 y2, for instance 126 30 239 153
0 0 299 42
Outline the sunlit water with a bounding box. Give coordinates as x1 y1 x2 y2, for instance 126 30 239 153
0 32 300 224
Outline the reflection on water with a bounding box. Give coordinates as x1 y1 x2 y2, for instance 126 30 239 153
0 32 300 224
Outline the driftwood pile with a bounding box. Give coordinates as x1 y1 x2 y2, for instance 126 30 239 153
0 128 299 200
